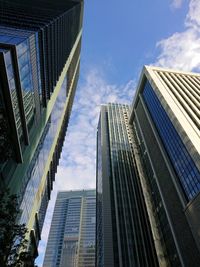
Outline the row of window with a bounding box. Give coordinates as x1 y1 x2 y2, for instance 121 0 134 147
143 81 200 201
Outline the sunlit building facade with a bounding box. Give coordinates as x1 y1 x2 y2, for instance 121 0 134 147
129 66 200 266
0 0 83 258
43 190 96 267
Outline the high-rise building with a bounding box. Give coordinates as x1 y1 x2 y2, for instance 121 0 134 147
0 0 83 258
129 66 200 266
96 66 200 267
43 190 96 267
96 103 159 267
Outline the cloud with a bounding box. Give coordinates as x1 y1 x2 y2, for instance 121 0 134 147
185 0 200 29
155 0 200 72
155 29 200 70
171 0 183 9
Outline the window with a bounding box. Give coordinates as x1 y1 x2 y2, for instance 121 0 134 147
143 81 200 201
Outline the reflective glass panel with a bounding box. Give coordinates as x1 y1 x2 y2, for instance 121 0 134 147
143 81 200 201
19 75 67 224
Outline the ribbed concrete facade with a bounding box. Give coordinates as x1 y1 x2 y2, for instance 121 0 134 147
129 66 200 266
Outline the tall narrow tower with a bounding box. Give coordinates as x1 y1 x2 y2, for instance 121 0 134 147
96 103 159 267
0 0 84 257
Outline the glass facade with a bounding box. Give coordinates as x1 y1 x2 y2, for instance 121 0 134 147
0 27 41 140
20 75 67 224
96 104 159 267
43 190 96 267
143 81 200 201
0 0 83 259
4 50 23 139
17 38 35 131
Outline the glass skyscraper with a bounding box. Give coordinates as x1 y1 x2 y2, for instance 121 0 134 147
96 66 200 267
0 0 83 258
96 103 159 267
43 190 96 267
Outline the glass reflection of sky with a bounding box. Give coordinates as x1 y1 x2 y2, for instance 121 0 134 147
17 39 35 128
0 27 42 133
4 50 23 138
20 76 67 224
0 29 38 135
143 81 200 201
0 34 25 45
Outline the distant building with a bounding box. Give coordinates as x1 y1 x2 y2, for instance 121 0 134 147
96 66 200 266
0 0 83 258
43 190 96 267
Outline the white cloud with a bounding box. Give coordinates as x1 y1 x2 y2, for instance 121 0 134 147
156 29 200 70
155 0 200 72
185 0 200 31
171 0 183 9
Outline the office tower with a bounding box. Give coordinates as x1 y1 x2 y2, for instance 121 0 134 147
43 190 96 267
129 66 200 266
0 0 83 258
96 103 160 267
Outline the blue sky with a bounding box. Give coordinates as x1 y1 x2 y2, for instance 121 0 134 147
36 0 200 265
81 0 188 84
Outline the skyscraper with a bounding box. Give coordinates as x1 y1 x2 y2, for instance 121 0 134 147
96 66 200 267
43 190 96 267
96 103 160 267
0 0 83 258
129 66 200 266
